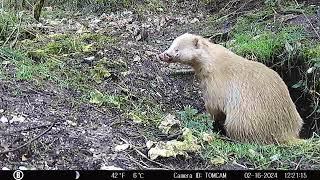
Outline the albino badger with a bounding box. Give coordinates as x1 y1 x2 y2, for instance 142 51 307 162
159 33 303 144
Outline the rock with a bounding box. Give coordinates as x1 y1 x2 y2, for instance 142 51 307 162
145 51 156 57
84 56 95 61
146 140 155 149
66 120 77 126
114 144 130 152
0 116 8 123
10 115 25 123
18 166 28 170
44 7 53 12
133 55 141 62
190 18 200 24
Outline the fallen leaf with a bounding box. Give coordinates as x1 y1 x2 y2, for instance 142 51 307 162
210 157 225 165
202 132 215 143
21 154 28 161
148 128 201 160
10 115 25 123
270 154 281 161
128 112 143 123
114 144 130 152
89 90 105 106
158 114 181 134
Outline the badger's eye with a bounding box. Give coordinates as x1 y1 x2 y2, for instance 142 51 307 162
175 49 179 52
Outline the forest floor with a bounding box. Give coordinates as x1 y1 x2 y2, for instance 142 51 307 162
1 0 320 170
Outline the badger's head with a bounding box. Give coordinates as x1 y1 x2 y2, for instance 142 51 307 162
159 33 206 65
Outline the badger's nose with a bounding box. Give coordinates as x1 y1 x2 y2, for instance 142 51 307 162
158 52 165 61
158 52 172 62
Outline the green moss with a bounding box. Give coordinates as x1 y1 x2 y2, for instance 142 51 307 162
44 37 83 55
21 33 117 57
230 32 279 61
90 64 111 84
304 44 320 60
89 89 128 109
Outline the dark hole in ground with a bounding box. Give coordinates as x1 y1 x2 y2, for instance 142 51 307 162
271 57 319 139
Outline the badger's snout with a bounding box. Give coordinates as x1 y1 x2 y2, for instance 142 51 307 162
158 52 173 63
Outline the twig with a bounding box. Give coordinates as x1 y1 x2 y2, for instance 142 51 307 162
10 12 23 48
2 27 17 47
233 161 252 170
306 96 319 118
88 104 108 115
218 136 238 143
2 123 61 135
295 157 303 170
220 0 239 14
213 0 254 23
0 121 56 154
169 69 194 76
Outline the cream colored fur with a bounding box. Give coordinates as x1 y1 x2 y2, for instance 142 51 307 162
161 33 303 144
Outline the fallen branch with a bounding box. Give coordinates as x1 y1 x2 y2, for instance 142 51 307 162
294 0 320 41
6 123 61 134
169 69 194 76
0 121 56 154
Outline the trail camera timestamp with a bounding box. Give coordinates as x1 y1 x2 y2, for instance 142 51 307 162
284 172 308 179
244 172 278 179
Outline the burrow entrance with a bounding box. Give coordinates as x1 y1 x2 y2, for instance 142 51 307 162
272 58 319 139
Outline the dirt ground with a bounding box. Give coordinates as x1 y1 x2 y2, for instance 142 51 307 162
0 2 218 170
0 0 319 170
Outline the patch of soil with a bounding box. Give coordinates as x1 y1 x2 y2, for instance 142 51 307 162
0 4 218 170
1 0 319 170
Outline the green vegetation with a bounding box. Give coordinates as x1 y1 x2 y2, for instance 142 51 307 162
178 106 212 136
227 13 306 62
89 89 128 109
21 33 116 58
127 97 164 124
178 106 320 169
0 10 20 43
226 7 320 123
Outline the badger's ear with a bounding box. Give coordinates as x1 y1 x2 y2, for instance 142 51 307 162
192 37 200 49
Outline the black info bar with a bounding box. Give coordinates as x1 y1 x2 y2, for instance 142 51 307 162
1 170 319 180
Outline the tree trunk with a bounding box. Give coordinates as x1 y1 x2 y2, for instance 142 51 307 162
33 0 45 21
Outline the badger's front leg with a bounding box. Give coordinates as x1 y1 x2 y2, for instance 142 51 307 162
209 108 226 135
